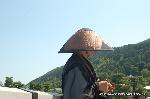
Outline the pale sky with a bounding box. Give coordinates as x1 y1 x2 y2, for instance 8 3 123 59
0 0 150 84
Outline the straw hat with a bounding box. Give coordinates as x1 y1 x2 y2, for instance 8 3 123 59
59 28 113 53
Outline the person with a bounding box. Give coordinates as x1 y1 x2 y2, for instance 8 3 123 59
59 28 115 99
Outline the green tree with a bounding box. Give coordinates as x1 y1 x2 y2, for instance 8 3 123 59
13 81 24 88
43 83 51 92
97 72 109 80
35 83 42 91
29 83 42 91
29 83 36 90
111 73 125 84
129 76 147 99
4 77 13 88
141 69 150 78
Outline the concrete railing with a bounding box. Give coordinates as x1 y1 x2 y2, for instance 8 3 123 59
0 87 63 99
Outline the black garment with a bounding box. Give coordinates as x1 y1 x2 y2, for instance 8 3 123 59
62 53 107 99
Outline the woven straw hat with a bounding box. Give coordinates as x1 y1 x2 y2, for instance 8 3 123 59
59 28 113 53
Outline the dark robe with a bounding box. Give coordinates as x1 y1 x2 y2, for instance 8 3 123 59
62 53 107 99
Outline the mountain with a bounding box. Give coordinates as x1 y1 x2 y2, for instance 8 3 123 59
28 38 150 85
29 66 63 84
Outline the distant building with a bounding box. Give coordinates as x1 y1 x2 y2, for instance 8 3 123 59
144 86 150 90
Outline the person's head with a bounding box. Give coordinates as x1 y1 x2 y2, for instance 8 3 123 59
78 51 96 58
58 28 113 53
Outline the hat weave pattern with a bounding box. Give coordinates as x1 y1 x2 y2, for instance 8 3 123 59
59 28 113 53
64 29 102 50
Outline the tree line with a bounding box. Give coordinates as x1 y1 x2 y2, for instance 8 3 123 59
0 76 62 94
0 77 24 89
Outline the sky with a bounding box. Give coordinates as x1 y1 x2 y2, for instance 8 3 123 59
0 0 150 84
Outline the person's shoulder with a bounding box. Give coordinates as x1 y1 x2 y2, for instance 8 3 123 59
66 53 82 64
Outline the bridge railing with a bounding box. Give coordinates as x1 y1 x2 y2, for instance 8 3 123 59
0 87 63 99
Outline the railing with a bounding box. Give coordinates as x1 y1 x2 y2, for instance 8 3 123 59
0 87 63 99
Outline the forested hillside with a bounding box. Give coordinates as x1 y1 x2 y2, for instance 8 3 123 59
29 66 63 84
28 38 150 98
92 38 150 79
29 38 150 84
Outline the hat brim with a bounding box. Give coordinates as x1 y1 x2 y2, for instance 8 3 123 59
58 41 113 53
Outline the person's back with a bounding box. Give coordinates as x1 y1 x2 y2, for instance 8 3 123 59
62 53 96 99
